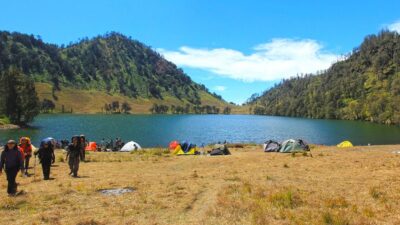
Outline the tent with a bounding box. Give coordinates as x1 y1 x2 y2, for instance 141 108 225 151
169 141 179 151
172 142 197 155
209 144 231 156
85 142 97 151
263 140 281 152
337 140 353 148
120 141 142 152
279 139 310 153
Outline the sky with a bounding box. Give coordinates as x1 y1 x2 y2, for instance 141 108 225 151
0 0 399 104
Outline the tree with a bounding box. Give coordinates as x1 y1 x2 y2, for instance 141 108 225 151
111 101 120 113
121 102 132 114
41 98 55 113
223 107 231 114
0 68 40 125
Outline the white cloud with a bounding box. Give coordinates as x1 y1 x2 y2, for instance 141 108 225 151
213 85 227 91
158 39 339 82
388 20 400 33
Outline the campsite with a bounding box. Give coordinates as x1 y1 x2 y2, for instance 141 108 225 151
1 144 400 224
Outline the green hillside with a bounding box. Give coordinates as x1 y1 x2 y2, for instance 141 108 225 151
0 31 232 114
248 31 400 125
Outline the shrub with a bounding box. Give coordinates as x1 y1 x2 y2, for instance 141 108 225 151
269 190 300 209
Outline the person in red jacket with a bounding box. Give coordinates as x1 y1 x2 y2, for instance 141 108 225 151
19 137 32 176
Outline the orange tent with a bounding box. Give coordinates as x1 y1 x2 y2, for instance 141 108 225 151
169 141 179 151
85 142 97 151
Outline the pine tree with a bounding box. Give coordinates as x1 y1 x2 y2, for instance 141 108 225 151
0 68 40 125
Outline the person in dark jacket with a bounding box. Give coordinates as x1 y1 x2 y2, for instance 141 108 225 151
66 136 82 177
79 135 86 162
37 140 55 180
0 140 24 196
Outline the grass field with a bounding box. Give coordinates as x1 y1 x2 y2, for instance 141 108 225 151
35 83 247 114
1 145 400 224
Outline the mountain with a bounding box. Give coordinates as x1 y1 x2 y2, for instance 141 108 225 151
0 31 233 113
247 31 400 125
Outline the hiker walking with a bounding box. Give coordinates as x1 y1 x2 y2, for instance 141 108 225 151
19 137 32 176
36 139 55 180
66 136 82 177
0 140 24 196
80 135 86 162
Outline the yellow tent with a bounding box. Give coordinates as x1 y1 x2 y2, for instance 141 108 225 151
337 141 353 148
172 145 197 155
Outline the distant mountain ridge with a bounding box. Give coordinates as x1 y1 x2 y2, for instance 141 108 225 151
248 31 400 125
0 31 229 113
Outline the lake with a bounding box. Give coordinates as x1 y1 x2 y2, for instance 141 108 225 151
0 114 399 147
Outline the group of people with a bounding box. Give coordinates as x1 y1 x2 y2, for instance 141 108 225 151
99 137 125 151
0 135 87 196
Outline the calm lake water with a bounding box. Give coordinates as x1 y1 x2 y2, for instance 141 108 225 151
0 114 399 147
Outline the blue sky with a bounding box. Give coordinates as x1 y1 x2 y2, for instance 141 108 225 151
0 0 399 104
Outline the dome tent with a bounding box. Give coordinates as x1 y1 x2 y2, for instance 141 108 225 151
120 141 142 152
85 142 97 151
279 139 310 153
209 144 231 156
337 140 353 148
263 140 281 152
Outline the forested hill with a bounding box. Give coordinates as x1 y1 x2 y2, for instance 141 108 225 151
0 31 229 113
248 31 400 125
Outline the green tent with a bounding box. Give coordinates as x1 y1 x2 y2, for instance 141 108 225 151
279 139 310 153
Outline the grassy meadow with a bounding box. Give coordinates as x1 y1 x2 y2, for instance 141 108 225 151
35 83 248 114
1 145 400 224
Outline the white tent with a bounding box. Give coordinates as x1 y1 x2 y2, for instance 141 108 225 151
120 141 142 152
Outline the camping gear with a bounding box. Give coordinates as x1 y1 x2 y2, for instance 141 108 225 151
279 139 310 153
209 144 231 156
263 140 281 152
120 141 141 152
337 140 353 148
85 142 97 151
169 141 180 151
42 137 57 149
172 142 198 155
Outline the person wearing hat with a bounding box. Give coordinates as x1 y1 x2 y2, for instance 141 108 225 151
0 140 24 196
66 136 82 177
19 137 33 176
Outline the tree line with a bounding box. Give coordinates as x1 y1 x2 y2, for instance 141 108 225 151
103 101 132 114
150 103 231 115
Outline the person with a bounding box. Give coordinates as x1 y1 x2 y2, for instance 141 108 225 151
66 136 82 177
36 140 55 180
79 135 86 162
19 137 32 176
100 138 105 151
110 139 114 151
0 140 24 196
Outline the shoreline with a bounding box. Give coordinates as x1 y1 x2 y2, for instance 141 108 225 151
0 123 20 130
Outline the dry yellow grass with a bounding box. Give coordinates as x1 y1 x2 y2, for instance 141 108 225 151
1 145 400 224
35 83 243 114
